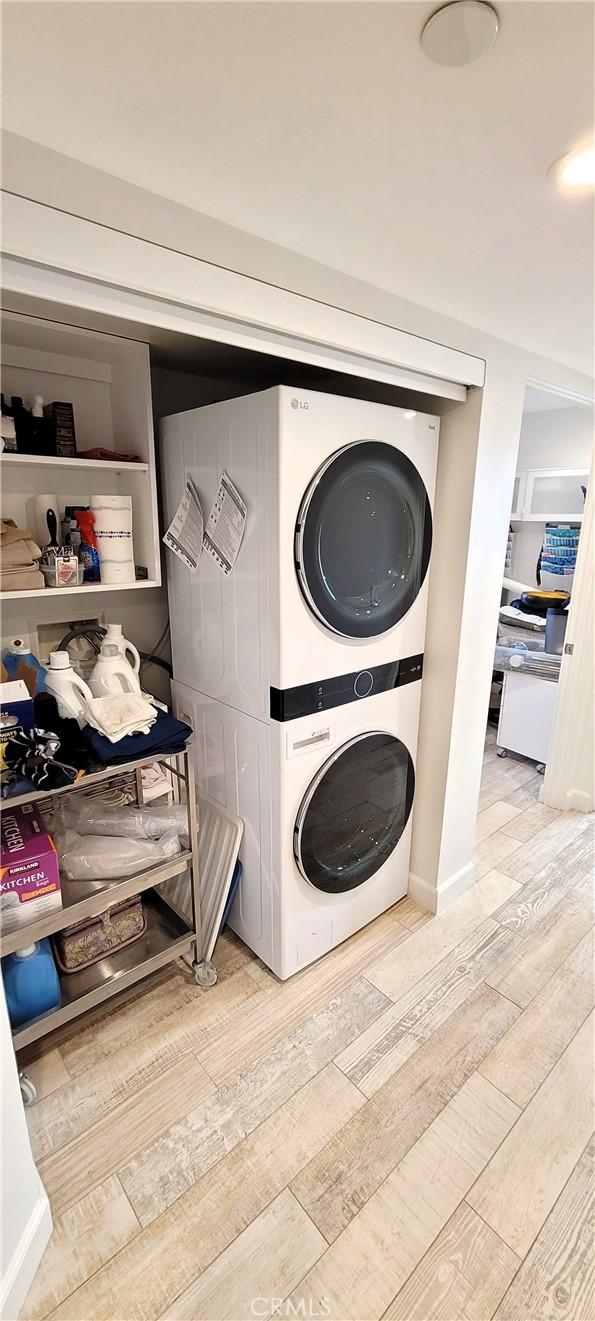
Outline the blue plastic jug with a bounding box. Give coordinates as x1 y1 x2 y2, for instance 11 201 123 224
2 939 61 1028
3 640 47 696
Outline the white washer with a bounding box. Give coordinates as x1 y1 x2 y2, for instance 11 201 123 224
173 672 422 980
162 386 438 722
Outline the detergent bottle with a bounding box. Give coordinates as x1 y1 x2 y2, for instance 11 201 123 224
89 642 142 697
3 940 61 1028
76 509 101 583
45 651 93 723
103 623 141 676
3 639 47 696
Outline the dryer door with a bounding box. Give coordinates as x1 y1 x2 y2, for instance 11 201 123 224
295 440 432 639
294 731 414 893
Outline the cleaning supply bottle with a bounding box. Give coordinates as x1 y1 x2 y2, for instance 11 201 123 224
27 396 50 456
3 639 47 696
89 642 142 697
76 509 101 583
2 939 61 1028
103 623 141 676
45 650 93 723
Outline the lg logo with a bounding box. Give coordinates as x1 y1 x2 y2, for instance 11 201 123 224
291 398 309 410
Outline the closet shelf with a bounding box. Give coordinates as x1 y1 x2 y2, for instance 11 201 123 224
0 453 149 471
0 851 192 958
0 579 160 601
11 896 194 1050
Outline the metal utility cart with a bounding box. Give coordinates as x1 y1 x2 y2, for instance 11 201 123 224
1 749 215 1102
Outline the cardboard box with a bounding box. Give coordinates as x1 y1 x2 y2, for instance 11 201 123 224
43 401 77 458
0 679 34 772
0 802 62 931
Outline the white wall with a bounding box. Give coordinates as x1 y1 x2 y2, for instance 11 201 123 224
2 132 593 916
1 985 51 1319
518 405 594 470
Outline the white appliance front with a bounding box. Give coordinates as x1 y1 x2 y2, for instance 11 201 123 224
162 387 438 722
173 680 422 979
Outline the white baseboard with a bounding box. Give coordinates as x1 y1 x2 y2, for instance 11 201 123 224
408 870 439 914
1 1185 51 1321
409 860 476 916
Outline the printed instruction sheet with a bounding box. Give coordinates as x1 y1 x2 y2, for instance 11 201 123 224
203 470 247 576
162 478 204 573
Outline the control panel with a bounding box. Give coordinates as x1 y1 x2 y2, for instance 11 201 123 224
271 654 423 722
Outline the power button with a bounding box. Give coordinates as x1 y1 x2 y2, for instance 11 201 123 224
354 670 374 698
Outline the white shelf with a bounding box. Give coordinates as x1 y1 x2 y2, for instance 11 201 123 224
0 579 161 602
0 453 148 472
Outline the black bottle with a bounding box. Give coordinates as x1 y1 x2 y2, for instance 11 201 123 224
10 396 32 452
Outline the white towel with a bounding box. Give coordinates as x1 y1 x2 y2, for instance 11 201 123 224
85 692 157 743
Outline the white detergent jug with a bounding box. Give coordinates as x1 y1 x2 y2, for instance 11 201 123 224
103 623 141 675
46 651 93 724
89 643 142 698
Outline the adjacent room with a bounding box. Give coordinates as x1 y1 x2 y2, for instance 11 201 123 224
0 3 593 1320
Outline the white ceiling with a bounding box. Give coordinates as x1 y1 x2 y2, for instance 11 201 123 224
2 2 594 374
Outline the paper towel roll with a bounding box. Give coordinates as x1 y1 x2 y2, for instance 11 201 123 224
99 560 136 585
91 495 135 572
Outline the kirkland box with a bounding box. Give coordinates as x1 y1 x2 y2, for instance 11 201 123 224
0 803 62 931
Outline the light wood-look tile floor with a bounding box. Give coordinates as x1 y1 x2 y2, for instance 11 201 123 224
21 728 595 1321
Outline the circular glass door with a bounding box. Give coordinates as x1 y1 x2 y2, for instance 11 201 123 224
295 441 432 639
294 732 415 893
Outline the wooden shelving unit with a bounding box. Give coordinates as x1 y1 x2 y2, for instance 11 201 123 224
1 309 162 603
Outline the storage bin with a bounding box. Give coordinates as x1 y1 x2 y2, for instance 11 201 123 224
52 895 145 972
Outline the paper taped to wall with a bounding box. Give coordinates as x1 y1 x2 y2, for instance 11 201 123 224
203 470 247 576
163 479 204 573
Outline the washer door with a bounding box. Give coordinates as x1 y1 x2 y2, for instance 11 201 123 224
294 731 415 893
295 440 432 639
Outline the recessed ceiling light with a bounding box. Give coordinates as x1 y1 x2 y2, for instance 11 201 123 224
553 146 595 191
420 1 499 67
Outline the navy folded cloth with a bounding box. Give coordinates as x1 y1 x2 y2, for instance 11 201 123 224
82 708 193 765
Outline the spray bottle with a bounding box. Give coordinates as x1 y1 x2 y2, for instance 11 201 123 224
76 509 101 583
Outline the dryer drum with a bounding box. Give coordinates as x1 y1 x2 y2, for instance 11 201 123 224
295 440 433 639
294 731 415 893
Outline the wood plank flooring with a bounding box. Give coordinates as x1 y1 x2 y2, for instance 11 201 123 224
21 729 594 1321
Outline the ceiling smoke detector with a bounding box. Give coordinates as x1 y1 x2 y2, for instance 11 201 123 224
421 1 500 67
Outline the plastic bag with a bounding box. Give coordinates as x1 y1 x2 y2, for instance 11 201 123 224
54 827 182 881
55 798 188 842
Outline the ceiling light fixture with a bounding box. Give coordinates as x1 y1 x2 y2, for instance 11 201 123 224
420 1 499 67
553 146 595 191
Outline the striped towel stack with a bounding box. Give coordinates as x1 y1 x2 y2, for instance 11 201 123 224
0 519 44 591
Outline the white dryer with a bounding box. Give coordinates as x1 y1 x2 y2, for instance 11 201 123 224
162 387 438 722
172 661 422 980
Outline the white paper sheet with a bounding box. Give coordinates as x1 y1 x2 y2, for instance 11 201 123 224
203 471 247 576
162 479 204 574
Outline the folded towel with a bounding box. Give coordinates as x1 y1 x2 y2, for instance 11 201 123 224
0 566 45 592
0 538 43 568
78 447 142 464
84 692 157 742
0 519 35 546
83 709 193 765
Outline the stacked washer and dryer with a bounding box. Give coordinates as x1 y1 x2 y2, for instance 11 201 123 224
162 387 438 979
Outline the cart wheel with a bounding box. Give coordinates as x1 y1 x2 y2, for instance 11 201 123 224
194 960 218 987
19 1073 37 1108
497 748 508 759
536 763 546 775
